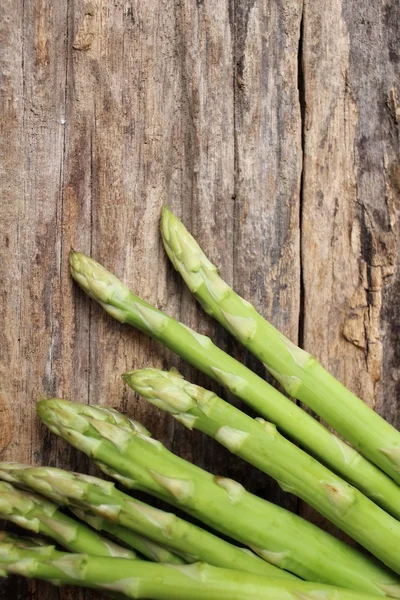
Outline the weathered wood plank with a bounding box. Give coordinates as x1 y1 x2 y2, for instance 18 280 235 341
0 2 28 597
157 0 236 474
227 0 303 505
300 0 400 532
0 0 79 597
0 0 399 597
302 0 400 420
0 0 106 597
0 0 23 460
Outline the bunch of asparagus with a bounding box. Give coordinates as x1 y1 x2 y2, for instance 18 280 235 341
2 206 400 599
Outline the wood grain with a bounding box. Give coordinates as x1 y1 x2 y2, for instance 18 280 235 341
0 0 399 597
299 0 400 531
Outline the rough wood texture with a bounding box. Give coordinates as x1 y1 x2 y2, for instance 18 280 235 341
299 0 400 530
0 0 398 597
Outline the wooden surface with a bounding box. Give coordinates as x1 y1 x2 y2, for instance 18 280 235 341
0 0 399 597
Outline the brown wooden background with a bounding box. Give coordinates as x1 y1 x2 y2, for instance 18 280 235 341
1 0 400 598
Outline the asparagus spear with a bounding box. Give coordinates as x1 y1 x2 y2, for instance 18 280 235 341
0 536 393 600
0 531 52 550
69 250 400 517
0 480 134 558
161 206 400 484
0 534 60 580
37 399 400 596
126 367 400 573
0 463 290 580
0 533 60 582
0 534 128 600
70 506 184 564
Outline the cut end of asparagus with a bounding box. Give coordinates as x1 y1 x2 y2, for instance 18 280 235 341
124 367 216 422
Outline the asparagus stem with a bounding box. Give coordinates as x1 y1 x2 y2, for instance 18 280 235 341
0 462 285 579
70 506 184 565
37 399 400 596
0 534 60 580
0 531 53 550
69 250 400 517
0 533 58 582
0 480 134 558
0 534 128 600
126 367 400 574
161 206 400 485
0 535 392 600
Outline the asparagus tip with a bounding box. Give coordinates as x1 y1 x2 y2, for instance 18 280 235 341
161 203 173 219
125 368 194 414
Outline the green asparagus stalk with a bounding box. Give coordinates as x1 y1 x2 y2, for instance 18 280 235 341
0 480 134 558
70 506 184 564
0 531 52 550
0 463 290 580
37 398 400 596
161 206 400 484
69 250 400 518
0 537 390 600
0 533 60 581
126 367 400 574
0 533 128 600
0 533 60 580
0 532 55 574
